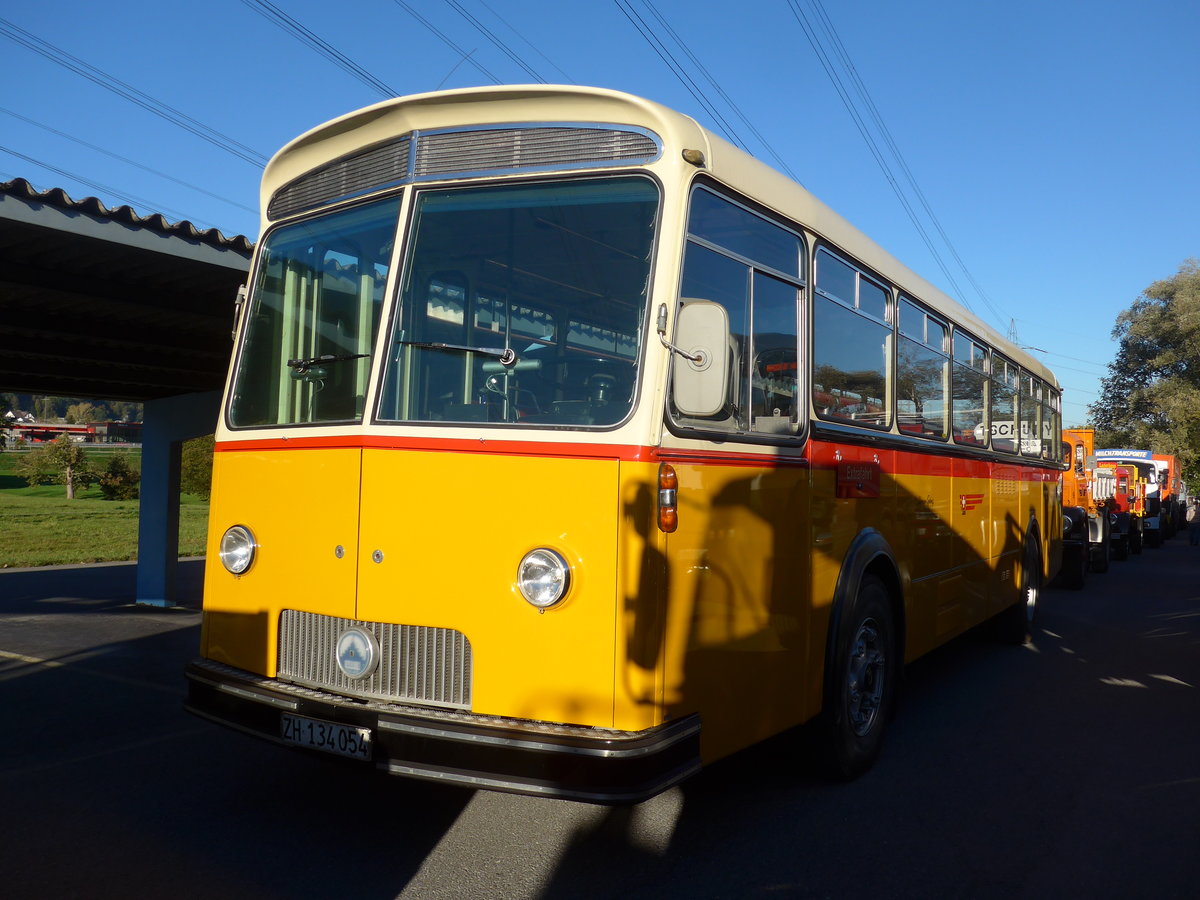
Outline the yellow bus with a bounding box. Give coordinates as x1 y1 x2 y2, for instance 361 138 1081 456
186 85 1064 803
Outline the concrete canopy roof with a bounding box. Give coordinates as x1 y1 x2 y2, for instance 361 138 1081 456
0 178 253 402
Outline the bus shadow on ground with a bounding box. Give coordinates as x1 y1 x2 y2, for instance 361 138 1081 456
0 566 472 899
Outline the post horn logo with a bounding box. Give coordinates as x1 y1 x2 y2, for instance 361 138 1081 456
959 493 985 514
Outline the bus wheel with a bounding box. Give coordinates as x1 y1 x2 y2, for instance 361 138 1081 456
998 534 1041 645
821 574 897 780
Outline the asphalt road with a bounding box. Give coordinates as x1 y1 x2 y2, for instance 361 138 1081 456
1 545 1198 899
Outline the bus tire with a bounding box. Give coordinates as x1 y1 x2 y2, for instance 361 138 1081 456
820 574 897 780
997 533 1041 645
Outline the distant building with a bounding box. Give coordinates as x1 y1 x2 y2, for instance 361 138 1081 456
5 420 142 444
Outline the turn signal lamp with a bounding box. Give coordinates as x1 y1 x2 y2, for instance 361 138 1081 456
658 463 678 533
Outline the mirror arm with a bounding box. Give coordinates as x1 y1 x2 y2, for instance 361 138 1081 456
231 284 247 342
656 303 705 363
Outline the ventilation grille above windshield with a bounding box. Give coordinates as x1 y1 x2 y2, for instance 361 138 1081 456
268 125 660 220
268 137 412 221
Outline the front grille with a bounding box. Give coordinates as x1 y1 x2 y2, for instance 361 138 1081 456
267 123 660 219
277 610 472 710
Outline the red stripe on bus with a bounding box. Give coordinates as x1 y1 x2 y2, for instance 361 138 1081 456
215 434 660 462
214 434 1060 480
214 435 805 467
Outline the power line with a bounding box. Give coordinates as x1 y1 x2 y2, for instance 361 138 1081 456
435 49 481 91
639 0 800 182
805 0 1007 328
0 106 257 217
0 144 200 224
1038 361 1109 380
613 0 749 154
442 0 545 82
391 0 503 84
241 0 398 98
0 16 268 167
1030 348 1111 373
784 0 972 313
476 0 575 83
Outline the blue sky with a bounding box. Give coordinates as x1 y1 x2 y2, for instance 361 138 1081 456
2 0 1197 425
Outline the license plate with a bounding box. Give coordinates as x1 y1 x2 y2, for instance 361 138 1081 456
281 713 372 761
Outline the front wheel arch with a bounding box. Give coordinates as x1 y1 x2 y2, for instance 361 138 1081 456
996 525 1042 645
823 529 905 679
819 532 903 780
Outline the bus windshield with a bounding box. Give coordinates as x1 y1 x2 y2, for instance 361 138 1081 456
378 177 658 427
229 198 400 427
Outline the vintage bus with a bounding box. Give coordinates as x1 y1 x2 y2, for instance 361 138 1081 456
185 85 1064 803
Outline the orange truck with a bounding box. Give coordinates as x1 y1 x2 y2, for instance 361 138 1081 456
1061 428 1110 586
1154 453 1183 537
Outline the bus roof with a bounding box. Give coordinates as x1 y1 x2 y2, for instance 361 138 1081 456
262 84 1059 390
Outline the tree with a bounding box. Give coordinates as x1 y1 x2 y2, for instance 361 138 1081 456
98 452 140 500
1090 259 1200 483
180 434 215 499
34 396 65 421
108 401 143 422
65 402 102 424
15 434 98 499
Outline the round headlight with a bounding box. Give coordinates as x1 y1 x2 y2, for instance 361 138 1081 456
219 525 257 575
516 548 571 609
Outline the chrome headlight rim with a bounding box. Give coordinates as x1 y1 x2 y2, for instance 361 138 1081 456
219 524 257 575
516 547 572 610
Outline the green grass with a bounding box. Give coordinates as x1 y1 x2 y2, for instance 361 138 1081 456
0 449 209 568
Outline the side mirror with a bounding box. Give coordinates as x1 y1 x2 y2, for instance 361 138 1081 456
670 300 730 417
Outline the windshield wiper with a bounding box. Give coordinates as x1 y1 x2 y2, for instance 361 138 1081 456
397 340 517 367
286 353 369 375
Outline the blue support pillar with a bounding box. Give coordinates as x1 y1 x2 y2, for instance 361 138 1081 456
135 391 221 607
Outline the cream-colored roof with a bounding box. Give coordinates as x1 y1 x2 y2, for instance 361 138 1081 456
264 84 1058 389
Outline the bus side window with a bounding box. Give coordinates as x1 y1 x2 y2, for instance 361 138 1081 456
991 356 1018 454
897 297 949 440
812 249 891 429
673 188 804 436
951 333 988 447
750 272 799 433
673 242 749 430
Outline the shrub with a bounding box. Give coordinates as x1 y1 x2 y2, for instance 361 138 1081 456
99 452 141 500
181 434 215 499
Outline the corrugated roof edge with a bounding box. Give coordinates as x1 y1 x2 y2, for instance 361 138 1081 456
0 177 255 255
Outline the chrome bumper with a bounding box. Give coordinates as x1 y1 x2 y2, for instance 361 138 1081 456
185 657 701 804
